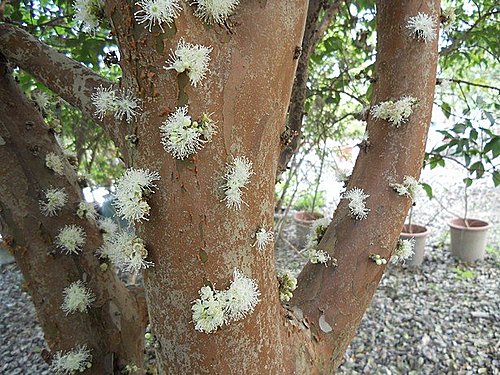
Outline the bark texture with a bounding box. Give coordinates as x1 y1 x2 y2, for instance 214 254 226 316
290 1 441 372
0 62 147 373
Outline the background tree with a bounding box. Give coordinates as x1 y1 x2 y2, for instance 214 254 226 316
0 0 459 373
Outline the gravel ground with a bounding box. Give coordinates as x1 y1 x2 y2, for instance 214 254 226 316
1 169 498 374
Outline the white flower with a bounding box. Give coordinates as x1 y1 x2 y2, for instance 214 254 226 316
278 271 297 302
45 152 65 175
369 253 387 265
76 201 98 222
159 107 217 159
441 7 456 30
191 286 226 333
51 345 92 374
308 249 331 265
91 85 117 120
390 175 421 202
73 0 105 34
134 0 181 32
252 226 274 251
222 156 253 210
61 280 95 314
391 238 415 264
222 268 260 322
192 0 240 24
370 96 418 127
39 187 68 217
113 168 160 224
56 225 86 255
343 187 370 220
100 231 153 274
406 12 437 43
32 91 51 112
164 39 212 87
114 90 141 123
97 217 119 238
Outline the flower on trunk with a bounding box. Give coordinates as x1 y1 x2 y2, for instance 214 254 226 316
278 271 297 302
390 175 421 202
391 238 415 264
252 226 274 251
221 268 260 322
91 85 117 120
191 286 226 333
61 280 95 314
369 253 387 265
97 217 119 239
45 152 65 175
222 156 254 210
370 96 418 127
73 0 105 34
441 7 456 30
100 231 154 274
56 225 86 255
159 106 217 159
304 217 334 266
134 0 182 32
343 187 370 220
406 12 437 43
113 168 160 224
164 39 212 87
40 187 68 217
76 201 98 222
114 90 141 123
191 0 240 24
32 91 51 112
51 345 92 374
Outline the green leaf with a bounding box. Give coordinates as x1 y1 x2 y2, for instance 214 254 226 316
463 177 473 187
421 183 433 199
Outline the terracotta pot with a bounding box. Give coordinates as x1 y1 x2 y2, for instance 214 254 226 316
293 211 324 249
400 224 429 266
448 218 492 262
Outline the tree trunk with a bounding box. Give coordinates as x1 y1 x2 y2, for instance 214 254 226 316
0 61 147 373
0 0 440 373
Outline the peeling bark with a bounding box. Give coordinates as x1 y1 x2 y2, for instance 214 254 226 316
0 62 147 373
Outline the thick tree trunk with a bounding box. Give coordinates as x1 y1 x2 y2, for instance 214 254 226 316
0 62 147 373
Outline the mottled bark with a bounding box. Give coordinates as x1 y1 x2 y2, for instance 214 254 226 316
290 0 440 372
0 62 147 373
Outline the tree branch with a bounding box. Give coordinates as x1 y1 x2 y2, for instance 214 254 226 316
0 22 124 148
276 0 344 178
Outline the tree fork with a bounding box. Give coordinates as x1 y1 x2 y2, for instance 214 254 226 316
0 61 147 373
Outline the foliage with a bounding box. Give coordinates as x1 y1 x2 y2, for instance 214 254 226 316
293 189 326 213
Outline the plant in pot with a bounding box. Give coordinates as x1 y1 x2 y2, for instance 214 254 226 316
292 189 326 249
426 114 498 262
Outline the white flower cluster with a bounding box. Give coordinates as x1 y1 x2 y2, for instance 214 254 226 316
159 107 217 159
370 96 418 127
61 280 95 314
40 187 68 217
73 0 105 34
305 218 332 266
192 268 260 333
222 156 253 210
369 253 387 266
134 0 181 32
406 12 437 43
441 7 456 30
99 231 153 274
91 86 141 123
113 168 160 224
56 225 86 255
391 238 415 264
164 39 212 87
343 187 370 220
192 0 240 24
45 152 65 175
51 345 92 375
97 217 119 240
252 226 274 251
76 201 98 222
32 91 51 112
278 271 297 302
390 175 421 202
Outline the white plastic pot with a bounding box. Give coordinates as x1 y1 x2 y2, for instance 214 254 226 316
400 224 429 267
448 218 492 262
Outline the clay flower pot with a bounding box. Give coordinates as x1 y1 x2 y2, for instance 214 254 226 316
448 218 492 262
293 211 324 249
400 224 429 266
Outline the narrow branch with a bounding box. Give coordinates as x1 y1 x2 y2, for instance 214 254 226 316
437 77 500 92
0 23 124 148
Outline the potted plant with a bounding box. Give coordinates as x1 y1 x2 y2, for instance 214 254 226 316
292 190 326 248
400 204 429 267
